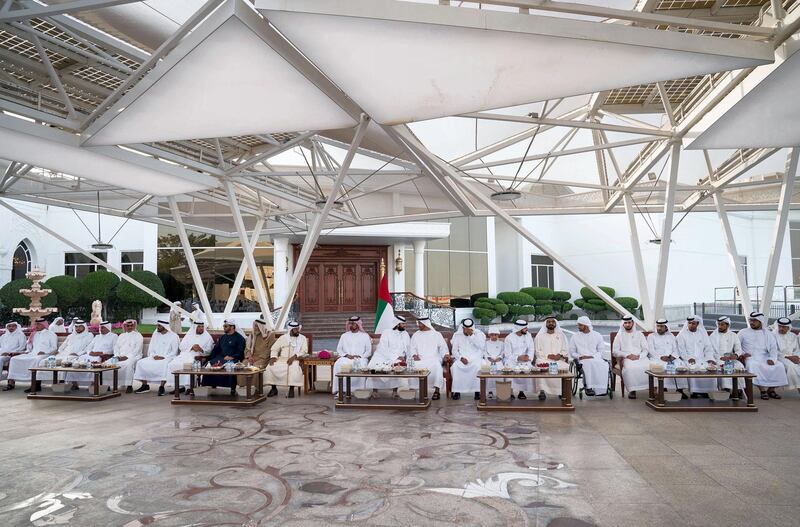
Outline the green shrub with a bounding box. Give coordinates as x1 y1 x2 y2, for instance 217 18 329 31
158 272 186 302
497 291 536 306
574 299 586 308
473 297 509 323
534 303 554 315
580 286 616 300
476 297 503 306
116 271 165 309
508 305 535 317
44 275 81 309
561 302 573 312
81 270 119 304
615 296 640 311
493 303 509 316
520 287 553 301
473 307 496 324
470 292 488 306
551 290 571 302
582 302 606 313
587 298 606 306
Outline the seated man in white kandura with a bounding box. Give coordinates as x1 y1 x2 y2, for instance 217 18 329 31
114 319 144 394
568 316 609 396
449 318 485 401
646 319 687 397
333 316 372 396
709 316 745 393
483 326 505 399
677 315 717 398
409 317 448 400
368 315 410 396
773 317 800 393
5 318 58 392
0 322 27 380
534 316 570 400
169 321 214 395
612 315 649 399
265 321 308 398
503 320 535 400
740 312 787 400
133 320 179 396
66 321 118 390
45 319 93 390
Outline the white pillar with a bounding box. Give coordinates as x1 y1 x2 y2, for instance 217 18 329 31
273 236 289 308
413 239 426 298
486 217 497 297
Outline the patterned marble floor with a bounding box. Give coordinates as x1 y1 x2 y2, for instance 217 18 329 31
2 387 800 527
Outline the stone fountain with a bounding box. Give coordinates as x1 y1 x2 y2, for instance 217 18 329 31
13 268 58 328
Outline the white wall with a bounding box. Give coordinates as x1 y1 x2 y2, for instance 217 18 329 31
516 211 793 305
0 199 157 284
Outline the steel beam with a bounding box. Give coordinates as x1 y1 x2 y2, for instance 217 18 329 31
761 148 798 315
713 193 753 316
222 215 266 321
0 0 142 23
167 196 217 328
623 193 653 326
652 142 681 320
276 114 370 329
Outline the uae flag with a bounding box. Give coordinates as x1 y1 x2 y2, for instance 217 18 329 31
374 271 395 334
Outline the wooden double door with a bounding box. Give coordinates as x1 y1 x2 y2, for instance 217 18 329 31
296 245 386 313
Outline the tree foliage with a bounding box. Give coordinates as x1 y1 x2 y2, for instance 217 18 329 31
116 271 165 309
44 275 81 309
81 270 119 303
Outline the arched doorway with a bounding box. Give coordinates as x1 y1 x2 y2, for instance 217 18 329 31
11 240 31 281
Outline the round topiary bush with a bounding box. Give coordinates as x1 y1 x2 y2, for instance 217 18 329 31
520 287 554 301
551 290 571 302
81 270 120 304
44 275 81 310
473 307 496 324
561 302 573 312
587 298 607 306
497 291 536 306
470 292 488 306
574 299 586 308
534 303 554 316
614 296 640 311
580 286 616 300
116 271 165 309
582 302 606 313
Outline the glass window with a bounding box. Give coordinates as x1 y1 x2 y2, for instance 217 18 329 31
64 252 107 279
531 254 554 289
121 251 144 274
11 241 31 281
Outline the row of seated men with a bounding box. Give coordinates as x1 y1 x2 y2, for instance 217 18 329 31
2 311 797 402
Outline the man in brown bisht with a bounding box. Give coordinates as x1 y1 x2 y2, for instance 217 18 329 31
246 317 277 368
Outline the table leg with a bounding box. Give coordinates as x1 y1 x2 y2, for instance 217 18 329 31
420 376 428 404
563 377 572 407
338 376 344 403
657 379 665 405
346 377 351 400
732 376 739 400
257 371 264 396
479 378 486 406
328 364 334 393
93 372 100 397
99 370 104 388
173 373 180 400
246 374 252 400
303 364 310 395
745 377 754 407
113 368 118 394
52 370 57 385
648 374 655 401
30 369 37 395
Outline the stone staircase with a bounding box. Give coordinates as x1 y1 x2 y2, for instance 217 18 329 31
298 310 450 338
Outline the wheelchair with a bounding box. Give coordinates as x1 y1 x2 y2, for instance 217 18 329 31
570 360 615 400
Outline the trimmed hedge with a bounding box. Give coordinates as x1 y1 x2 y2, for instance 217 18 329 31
470 292 488 306
44 275 81 309
520 287 554 301
615 296 640 311
580 286 616 300
534 303 554 315
116 271 165 309
497 291 536 306
81 270 119 304
552 290 571 302
0 278 58 311
561 302 573 313
587 298 606 306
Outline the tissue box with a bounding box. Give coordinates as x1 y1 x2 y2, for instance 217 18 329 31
496 381 513 402
51 383 70 394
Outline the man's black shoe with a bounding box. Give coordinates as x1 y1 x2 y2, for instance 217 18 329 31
585 389 596 396
134 384 150 394
538 390 547 401
474 392 480 400
518 391 527 400
157 385 165 396
267 385 278 397
451 392 461 400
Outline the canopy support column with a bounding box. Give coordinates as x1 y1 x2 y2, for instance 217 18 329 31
222 215 266 321
224 181 273 330
623 193 653 327
713 194 753 316
761 148 798 316
168 196 215 328
276 114 370 329
652 142 681 321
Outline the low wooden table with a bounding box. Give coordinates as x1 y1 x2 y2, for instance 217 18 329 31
336 370 430 409
477 372 574 411
646 370 757 411
27 365 120 401
171 368 265 406
300 354 337 395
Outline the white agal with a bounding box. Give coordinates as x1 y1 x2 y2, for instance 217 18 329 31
367 328 410 390
450 328 486 394
333 330 372 395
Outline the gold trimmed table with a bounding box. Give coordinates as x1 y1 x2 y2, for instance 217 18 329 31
300 354 338 395
336 370 430 409
171 368 265 406
477 372 574 411
27 365 120 401
646 370 757 411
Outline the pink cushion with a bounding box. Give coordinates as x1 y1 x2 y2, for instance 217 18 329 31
318 350 331 359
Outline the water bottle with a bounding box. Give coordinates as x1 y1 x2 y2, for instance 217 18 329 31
724 360 734 375
47 355 56 367
407 353 415 371
490 360 498 374
666 359 676 375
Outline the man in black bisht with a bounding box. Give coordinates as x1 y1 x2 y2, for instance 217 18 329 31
201 319 246 395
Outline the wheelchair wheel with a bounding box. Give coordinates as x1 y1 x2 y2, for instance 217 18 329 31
608 389 614 399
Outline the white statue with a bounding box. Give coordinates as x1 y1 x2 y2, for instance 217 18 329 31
90 299 102 326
